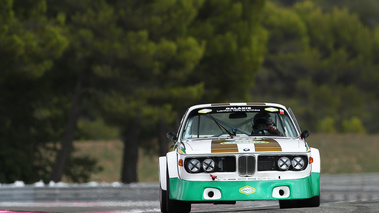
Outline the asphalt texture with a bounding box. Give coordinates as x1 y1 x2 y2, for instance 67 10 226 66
0 173 378 212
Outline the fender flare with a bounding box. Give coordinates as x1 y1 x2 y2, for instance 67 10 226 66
310 147 321 173
158 156 167 190
310 147 321 197
159 151 179 191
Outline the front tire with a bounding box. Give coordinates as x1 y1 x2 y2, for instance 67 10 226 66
161 169 191 213
159 185 168 213
279 195 320 209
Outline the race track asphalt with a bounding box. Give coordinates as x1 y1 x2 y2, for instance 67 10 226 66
0 173 378 212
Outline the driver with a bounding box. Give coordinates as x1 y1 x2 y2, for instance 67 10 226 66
252 111 282 135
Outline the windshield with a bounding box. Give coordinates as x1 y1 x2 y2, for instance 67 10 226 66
181 106 298 139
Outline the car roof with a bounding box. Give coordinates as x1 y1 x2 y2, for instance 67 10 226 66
187 102 287 111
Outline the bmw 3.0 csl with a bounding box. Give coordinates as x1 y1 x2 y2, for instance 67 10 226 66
159 103 320 212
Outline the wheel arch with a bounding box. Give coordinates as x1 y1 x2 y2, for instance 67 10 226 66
159 151 179 191
310 147 321 173
159 156 167 190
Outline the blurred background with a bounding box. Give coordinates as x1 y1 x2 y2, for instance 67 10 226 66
1 0 378 185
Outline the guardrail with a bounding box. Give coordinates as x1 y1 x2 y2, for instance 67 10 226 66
321 173 379 202
0 174 378 203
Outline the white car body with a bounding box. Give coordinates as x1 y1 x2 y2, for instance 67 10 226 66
159 103 320 212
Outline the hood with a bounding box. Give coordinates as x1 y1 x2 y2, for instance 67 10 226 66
182 137 308 154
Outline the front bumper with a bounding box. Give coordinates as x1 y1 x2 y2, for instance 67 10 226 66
169 172 320 201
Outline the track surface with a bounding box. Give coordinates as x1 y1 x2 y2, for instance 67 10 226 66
0 173 378 212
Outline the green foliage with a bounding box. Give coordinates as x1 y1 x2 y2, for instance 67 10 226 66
190 0 266 101
317 117 336 133
342 117 367 134
64 155 103 183
76 118 120 141
0 0 69 183
12 0 379 184
253 0 379 133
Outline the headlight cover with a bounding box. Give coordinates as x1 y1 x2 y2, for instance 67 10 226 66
184 157 236 173
292 156 305 170
202 158 215 172
258 155 308 171
277 157 291 171
187 159 201 173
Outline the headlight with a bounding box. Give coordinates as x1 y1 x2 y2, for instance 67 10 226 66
187 159 201 173
277 157 290 171
292 157 305 170
202 159 215 172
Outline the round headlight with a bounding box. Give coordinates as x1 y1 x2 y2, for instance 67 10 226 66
202 159 215 172
278 157 291 171
292 157 305 170
187 159 201 173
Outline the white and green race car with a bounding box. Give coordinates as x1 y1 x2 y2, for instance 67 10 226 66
159 103 320 212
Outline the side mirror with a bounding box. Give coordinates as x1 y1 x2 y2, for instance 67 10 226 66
300 130 310 139
167 132 177 142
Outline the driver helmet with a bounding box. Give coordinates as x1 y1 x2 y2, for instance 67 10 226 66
253 111 272 126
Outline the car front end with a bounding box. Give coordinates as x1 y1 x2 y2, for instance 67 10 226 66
159 103 320 212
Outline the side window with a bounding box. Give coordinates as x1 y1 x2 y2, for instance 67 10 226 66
282 116 298 137
288 107 301 133
271 113 297 137
183 116 195 139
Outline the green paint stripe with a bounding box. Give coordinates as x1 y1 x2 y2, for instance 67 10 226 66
169 172 320 201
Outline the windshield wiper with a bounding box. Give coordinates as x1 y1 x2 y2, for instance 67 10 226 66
207 114 235 138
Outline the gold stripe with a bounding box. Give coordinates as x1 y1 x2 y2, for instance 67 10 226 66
211 140 238 153
254 139 282 152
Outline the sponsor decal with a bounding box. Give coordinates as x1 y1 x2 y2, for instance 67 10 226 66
264 107 279 112
169 144 186 154
198 109 212 114
280 109 285 115
305 142 310 152
239 186 256 195
168 145 175 152
178 146 186 154
216 107 260 113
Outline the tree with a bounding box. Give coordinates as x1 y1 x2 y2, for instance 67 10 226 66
0 0 68 183
46 0 267 184
190 0 266 102
45 0 206 183
98 0 267 183
253 1 378 133
46 0 125 182
99 0 206 183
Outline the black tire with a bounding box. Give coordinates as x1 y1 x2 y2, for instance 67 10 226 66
159 185 168 213
164 169 191 213
279 195 320 209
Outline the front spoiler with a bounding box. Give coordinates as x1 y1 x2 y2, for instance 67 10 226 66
169 172 320 201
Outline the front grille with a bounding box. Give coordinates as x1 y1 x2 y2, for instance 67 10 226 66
238 155 255 176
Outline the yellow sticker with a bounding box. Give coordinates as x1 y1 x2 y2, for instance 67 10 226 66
198 109 212 114
265 107 278 112
220 141 269 144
